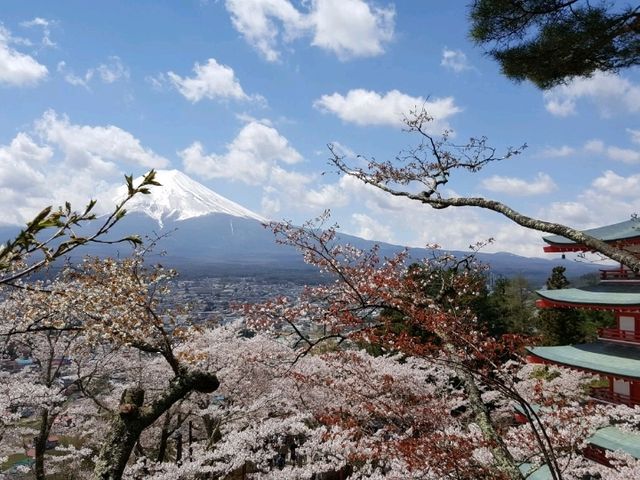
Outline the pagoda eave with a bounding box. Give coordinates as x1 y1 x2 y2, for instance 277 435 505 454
542 237 640 253
542 220 640 251
527 353 640 382
543 244 590 253
535 298 640 312
536 285 640 311
588 426 640 460
526 343 640 381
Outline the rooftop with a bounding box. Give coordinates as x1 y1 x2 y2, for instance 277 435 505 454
536 283 640 310
543 219 640 252
527 341 640 379
588 426 640 459
518 463 551 480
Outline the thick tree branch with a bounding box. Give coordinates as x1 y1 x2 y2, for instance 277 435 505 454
329 114 640 271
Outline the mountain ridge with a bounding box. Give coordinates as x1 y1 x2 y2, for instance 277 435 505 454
0 170 600 285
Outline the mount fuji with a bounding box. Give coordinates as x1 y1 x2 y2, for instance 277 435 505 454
0 169 598 284
115 170 267 227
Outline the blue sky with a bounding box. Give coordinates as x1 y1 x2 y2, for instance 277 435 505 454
1 0 639 257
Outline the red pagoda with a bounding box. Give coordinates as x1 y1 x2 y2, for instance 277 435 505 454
527 219 640 407
526 219 640 463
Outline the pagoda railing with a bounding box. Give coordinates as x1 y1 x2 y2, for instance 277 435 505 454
598 328 640 344
590 387 640 407
599 269 640 281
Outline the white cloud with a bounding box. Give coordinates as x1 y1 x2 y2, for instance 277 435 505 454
541 201 593 227
0 25 48 86
179 120 350 215
481 172 557 196
540 145 575 157
35 110 169 170
584 139 605 153
544 97 575 117
440 47 471 73
335 174 544 256
0 112 170 225
351 213 394 243
269 164 311 188
0 133 49 191
58 56 129 89
225 0 306 62
267 165 349 212
20 17 56 47
605 146 640 164
536 169 640 233
580 134 640 164
310 0 395 60
0 132 52 165
314 89 460 130
303 183 349 209
145 73 166 91
167 58 257 103
67 74 90 88
180 120 302 184
224 0 394 62
592 170 640 197
337 174 407 212
627 128 640 145
543 71 640 117
96 56 129 83
260 194 281 217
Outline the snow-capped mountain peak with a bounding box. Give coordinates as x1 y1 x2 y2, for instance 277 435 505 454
115 169 267 226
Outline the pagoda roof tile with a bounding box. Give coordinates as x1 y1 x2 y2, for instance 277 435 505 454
536 284 640 308
518 463 551 480
588 426 640 459
526 341 640 379
543 219 640 246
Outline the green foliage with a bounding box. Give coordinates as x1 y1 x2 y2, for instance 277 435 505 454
481 276 536 336
470 0 640 88
546 265 570 290
529 365 561 381
578 308 615 342
535 266 614 345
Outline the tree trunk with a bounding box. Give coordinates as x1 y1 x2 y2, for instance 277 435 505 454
156 412 171 462
93 388 146 480
92 370 218 480
34 408 50 480
458 368 524 480
440 335 524 480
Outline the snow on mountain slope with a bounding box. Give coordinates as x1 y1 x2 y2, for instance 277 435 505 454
115 169 267 226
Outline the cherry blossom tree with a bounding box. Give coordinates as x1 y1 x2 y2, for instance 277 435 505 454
239 214 640 479
0 171 162 479
0 170 221 479
4 266 637 479
115 319 640 480
240 214 526 478
1 256 221 479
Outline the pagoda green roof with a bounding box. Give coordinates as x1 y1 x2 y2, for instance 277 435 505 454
588 426 640 459
537 284 640 308
526 342 640 379
543 219 640 246
517 428 640 477
519 463 551 479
